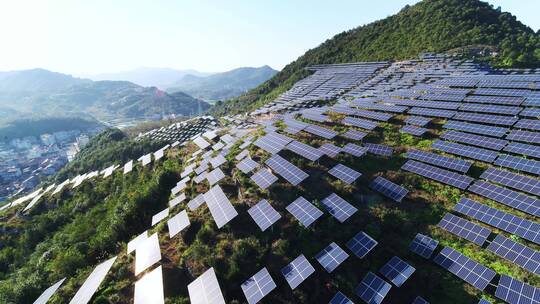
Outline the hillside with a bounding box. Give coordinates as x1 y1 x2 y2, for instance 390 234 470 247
210 0 540 116
167 66 278 101
0 71 212 125
88 67 210 88
0 116 103 142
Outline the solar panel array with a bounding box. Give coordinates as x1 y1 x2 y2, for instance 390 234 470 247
341 116 379 130
480 167 540 196
286 196 323 227
187 268 226 304
432 140 498 163
443 120 509 137
320 193 358 223
265 154 309 186
401 160 473 189
433 247 496 291
364 143 393 157
437 213 491 246
248 199 281 231
341 143 368 157
250 169 278 190
315 242 349 273
495 275 540 304
328 163 362 184
341 129 368 141
346 231 378 258
286 140 324 161
203 185 238 228
441 130 508 151
304 124 338 139
206 167 225 185
329 292 354 304
379 256 415 287
409 233 439 259
494 154 540 176
355 272 392 304
134 265 164 304
503 141 540 159
319 143 342 158
400 125 427 136
68 256 118 304
486 234 540 275
241 267 277 304
369 176 409 202
468 180 540 217
407 149 472 173
236 157 259 174
281 254 316 290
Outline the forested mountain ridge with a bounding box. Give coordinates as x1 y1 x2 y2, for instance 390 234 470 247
210 0 540 116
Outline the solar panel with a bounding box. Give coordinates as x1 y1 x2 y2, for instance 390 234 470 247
453 112 518 126
253 136 284 154
188 194 205 211
68 256 117 304
319 143 342 158
379 256 415 287
193 136 211 149
341 116 379 130
248 199 281 231
127 231 148 254
123 160 133 174
329 291 354 304
320 193 358 223
487 234 540 275
328 163 361 184
235 149 249 161
353 109 393 121
169 193 186 208
315 242 349 273
495 275 540 304
410 296 431 304
286 196 323 227
520 107 540 118
409 233 439 259
433 247 496 291
203 185 238 228
355 272 391 304
304 124 339 139
342 143 368 157
135 233 161 275
480 167 540 196
407 149 472 173
454 197 540 245
250 169 278 190
33 278 66 304
443 120 509 138
405 116 431 127
408 107 456 118
167 210 190 238
437 213 491 246
477 299 491 304
441 130 508 151
206 168 225 186
507 129 540 144
464 95 523 106
283 119 309 134
494 154 540 176
432 140 497 163
210 154 226 168
287 140 324 161
365 143 393 156
401 160 473 189
513 119 540 131
341 129 368 141
369 176 409 202
187 268 226 304
468 180 540 217
154 149 164 161
139 153 152 166
400 125 427 136
151 208 170 226
346 231 378 258
265 154 309 186
459 103 522 115
236 157 259 174
241 267 277 304
134 265 164 304
281 254 316 290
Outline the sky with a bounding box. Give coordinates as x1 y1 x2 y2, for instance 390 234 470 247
0 0 538 75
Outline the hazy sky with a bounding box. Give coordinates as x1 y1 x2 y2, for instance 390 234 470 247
0 0 538 75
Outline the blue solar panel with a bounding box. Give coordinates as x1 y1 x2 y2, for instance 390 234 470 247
443 120 508 138
453 198 540 245
286 196 323 227
507 129 540 144
247 199 281 231
409 233 438 259
265 154 309 186
281 254 316 290
408 107 456 118
494 154 540 176
401 160 473 189
495 275 540 304
432 140 498 163
241 267 277 304
400 125 427 136
342 116 379 130
250 169 278 190
405 116 431 127
379 256 415 287
364 143 393 157
328 163 362 184
320 193 358 223
329 291 354 304
342 143 369 157
319 143 342 158
477 299 491 304
520 107 540 118
341 129 368 141
453 112 518 126
487 234 540 275
468 180 540 217
441 130 508 151
459 103 522 115
434 247 496 291
514 119 540 131
346 231 378 258
355 272 391 304
304 124 338 139
315 242 349 273
503 142 540 159
464 95 523 106
353 109 393 121
480 167 540 196
412 296 430 304
369 176 408 202
286 140 324 161
437 213 491 246
407 149 472 173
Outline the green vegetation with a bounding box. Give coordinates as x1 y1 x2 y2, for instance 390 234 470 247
210 0 540 116
0 116 103 142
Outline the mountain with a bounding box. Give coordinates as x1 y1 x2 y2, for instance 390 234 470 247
167 65 278 101
210 0 540 116
0 69 211 125
88 67 210 88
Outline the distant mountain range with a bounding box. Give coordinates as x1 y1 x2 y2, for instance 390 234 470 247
166 66 278 101
0 69 210 126
87 67 210 88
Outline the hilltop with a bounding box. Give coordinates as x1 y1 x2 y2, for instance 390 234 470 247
167 66 278 101
210 0 540 116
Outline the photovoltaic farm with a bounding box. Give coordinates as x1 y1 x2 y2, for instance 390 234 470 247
1 53 539 304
